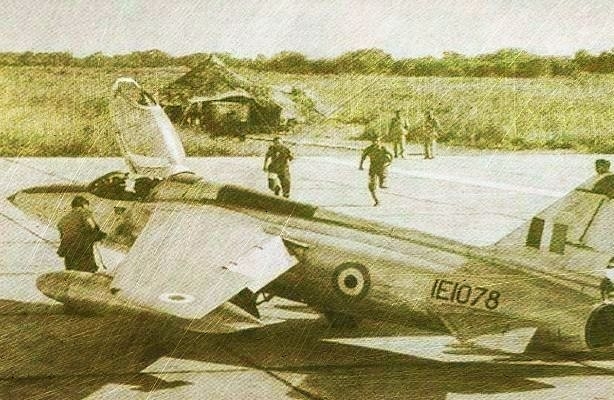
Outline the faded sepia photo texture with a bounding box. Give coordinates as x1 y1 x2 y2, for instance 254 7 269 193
2 1 614 398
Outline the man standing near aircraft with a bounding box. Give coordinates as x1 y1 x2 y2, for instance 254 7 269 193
263 137 294 198
389 109 409 158
360 137 393 206
57 195 106 273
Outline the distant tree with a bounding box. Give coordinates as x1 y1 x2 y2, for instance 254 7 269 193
515 56 550 77
391 59 416 76
334 48 393 74
16 51 74 66
2 47 611 78
176 52 212 68
412 56 440 76
548 56 576 76
80 52 113 68
573 49 594 72
267 51 310 73
594 49 614 73
0 52 21 66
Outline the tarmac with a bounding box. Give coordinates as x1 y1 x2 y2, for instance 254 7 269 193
1 150 614 399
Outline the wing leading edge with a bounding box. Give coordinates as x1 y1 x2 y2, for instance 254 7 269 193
111 204 297 320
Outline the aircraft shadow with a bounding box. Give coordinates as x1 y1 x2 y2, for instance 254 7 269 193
170 317 614 400
0 300 612 400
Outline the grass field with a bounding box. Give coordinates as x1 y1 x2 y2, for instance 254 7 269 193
1 66 613 156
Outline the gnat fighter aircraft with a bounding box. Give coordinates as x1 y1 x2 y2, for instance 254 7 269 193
9 78 614 361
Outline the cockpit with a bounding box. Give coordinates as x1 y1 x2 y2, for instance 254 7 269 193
110 77 192 180
88 171 160 201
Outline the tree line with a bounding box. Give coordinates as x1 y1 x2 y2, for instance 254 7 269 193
1 48 613 77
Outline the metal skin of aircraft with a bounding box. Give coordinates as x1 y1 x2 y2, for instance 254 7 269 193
9 78 614 362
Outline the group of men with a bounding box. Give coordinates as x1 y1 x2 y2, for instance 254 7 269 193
359 109 440 206
262 109 440 207
388 109 440 159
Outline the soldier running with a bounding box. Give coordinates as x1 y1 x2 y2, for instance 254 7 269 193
263 137 294 198
359 137 393 206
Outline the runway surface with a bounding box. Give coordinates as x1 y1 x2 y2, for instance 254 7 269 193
1 152 614 399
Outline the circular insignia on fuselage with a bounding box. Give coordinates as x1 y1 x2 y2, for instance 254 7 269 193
158 292 196 304
332 262 371 300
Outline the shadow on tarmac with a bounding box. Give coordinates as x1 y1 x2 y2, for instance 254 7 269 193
1 300 609 400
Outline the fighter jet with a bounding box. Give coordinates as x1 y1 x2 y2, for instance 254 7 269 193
9 78 614 361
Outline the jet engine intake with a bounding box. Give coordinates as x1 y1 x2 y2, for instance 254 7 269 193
585 303 614 349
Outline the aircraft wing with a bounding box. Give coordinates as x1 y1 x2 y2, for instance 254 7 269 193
111 203 297 320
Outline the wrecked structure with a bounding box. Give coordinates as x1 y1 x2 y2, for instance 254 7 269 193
160 56 283 136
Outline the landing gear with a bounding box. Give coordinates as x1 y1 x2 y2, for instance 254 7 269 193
323 311 360 328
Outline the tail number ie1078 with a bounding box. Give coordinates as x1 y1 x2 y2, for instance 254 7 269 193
430 279 500 310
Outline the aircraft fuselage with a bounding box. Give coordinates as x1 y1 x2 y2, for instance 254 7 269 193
14 173 609 355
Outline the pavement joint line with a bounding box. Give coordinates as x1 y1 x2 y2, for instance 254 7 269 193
298 168 531 217
1 158 75 182
0 211 56 245
324 158 568 197
223 346 323 400
0 368 252 383
0 272 53 276
0 241 47 244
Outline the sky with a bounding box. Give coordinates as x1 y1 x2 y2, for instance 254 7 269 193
1 0 613 59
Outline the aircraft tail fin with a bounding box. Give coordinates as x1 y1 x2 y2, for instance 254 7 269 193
496 170 614 258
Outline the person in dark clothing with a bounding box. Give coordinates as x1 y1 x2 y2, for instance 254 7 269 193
57 195 106 273
359 137 393 206
593 159 614 198
263 137 294 198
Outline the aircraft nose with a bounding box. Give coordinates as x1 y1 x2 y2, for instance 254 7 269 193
36 271 70 302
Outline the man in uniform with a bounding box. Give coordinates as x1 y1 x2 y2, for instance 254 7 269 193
593 159 614 198
57 195 106 273
389 109 409 158
423 109 440 159
359 137 393 206
263 137 294 198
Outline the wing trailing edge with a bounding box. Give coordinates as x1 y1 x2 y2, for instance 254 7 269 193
110 204 298 320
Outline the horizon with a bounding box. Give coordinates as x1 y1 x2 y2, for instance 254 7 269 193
1 0 613 59
0 47 606 60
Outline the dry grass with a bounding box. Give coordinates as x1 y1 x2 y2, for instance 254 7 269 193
1 66 614 156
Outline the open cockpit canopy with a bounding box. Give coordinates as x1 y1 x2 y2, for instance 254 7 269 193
110 77 192 179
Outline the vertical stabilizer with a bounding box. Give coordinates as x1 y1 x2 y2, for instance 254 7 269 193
497 170 614 256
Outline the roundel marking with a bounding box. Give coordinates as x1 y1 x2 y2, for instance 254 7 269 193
332 262 371 300
158 292 196 304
